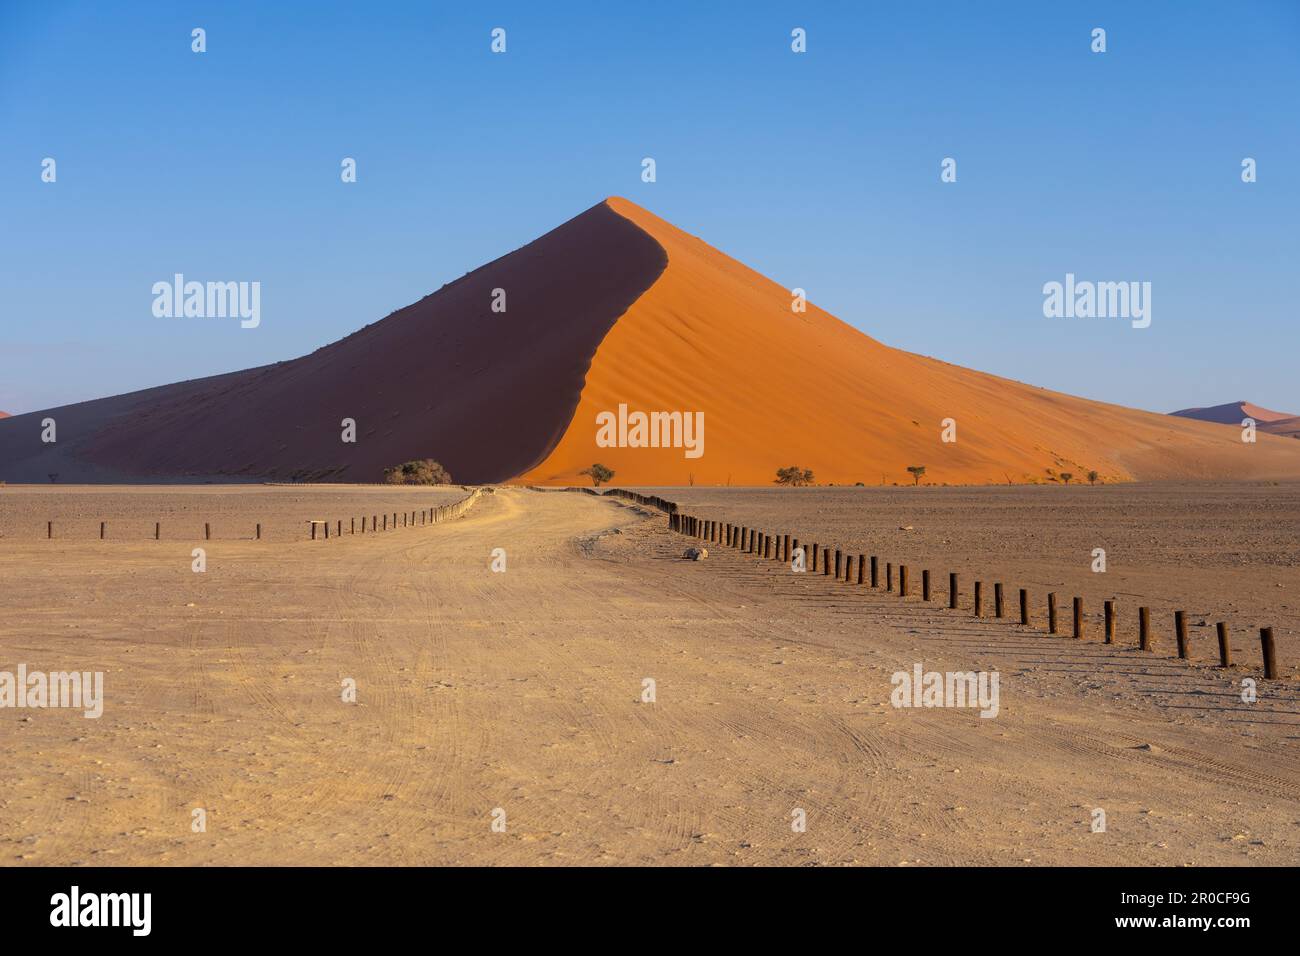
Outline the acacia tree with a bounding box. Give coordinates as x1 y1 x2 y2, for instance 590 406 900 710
1087 470 1099 486
774 466 814 487
581 463 615 487
1060 472 1074 485
906 465 926 486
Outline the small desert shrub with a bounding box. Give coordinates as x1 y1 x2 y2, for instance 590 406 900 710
384 459 453 485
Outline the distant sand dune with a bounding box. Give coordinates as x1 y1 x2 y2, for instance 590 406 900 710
3 199 1300 485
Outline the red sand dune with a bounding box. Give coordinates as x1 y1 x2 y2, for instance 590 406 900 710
1171 401 1300 438
2 198 1300 485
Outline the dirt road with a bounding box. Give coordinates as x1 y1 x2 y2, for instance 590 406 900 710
1 488 1296 866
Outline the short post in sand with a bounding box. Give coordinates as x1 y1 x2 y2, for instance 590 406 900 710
256 523 262 540
922 569 931 601
1072 597 1083 639
1175 610 1189 659
823 550 831 575
1019 589 1029 626
994 583 1004 618
1104 600 1115 644
948 572 958 609
835 550 843 579
1047 593 1058 634
155 522 160 541
1216 622 1231 667
100 521 106 540
899 565 909 597
47 521 53 539
858 555 866 585
873 557 881 589
844 554 854 583
886 562 893 591
1139 607 1151 651
784 534 792 562
973 580 983 616
1260 627 1277 679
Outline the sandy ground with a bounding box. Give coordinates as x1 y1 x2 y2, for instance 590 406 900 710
1 486 1297 866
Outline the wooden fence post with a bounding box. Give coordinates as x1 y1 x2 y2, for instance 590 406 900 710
973 580 983 616
1073 597 1083 639
1048 593 1058 634
922 569 931 601
899 565 909 597
1104 600 1114 644
256 523 261 540
100 521 105 540
844 554 854 583
205 522 211 541
823 549 831 575
1019 589 1029 626
155 522 160 540
994 583 1004 618
858 555 866 585
886 562 893 591
1139 607 1151 651
311 523 317 540
948 572 958 609
1175 610 1189 659
873 557 881 589
1260 627 1277 679
1216 622 1231 667
835 550 843 579
48 521 53 539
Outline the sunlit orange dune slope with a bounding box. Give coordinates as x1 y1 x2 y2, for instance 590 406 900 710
3 197 1300 486
519 197 1300 486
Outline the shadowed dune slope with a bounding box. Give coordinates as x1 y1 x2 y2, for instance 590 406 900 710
0 203 666 484
520 198 1300 485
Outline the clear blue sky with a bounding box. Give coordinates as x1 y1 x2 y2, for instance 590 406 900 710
2 0 1297 416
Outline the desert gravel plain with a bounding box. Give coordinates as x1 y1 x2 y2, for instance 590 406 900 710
0 483 1296 866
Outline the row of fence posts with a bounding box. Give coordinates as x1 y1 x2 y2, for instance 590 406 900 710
667 509 1281 679
310 489 484 539
48 521 257 540
38 489 484 543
